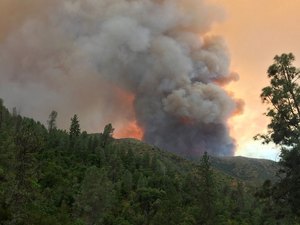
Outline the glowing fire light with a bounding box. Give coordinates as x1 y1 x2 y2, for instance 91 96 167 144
114 120 144 140
112 86 144 140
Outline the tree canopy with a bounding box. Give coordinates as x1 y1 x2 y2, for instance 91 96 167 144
256 53 300 146
0 100 278 225
256 53 300 220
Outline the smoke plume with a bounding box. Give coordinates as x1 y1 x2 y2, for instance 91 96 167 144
0 0 242 156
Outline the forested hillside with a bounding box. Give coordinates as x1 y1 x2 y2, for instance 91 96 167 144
210 156 278 185
0 100 295 225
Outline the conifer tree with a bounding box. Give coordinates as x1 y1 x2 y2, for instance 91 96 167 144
256 53 300 219
11 119 45 223
0 99 3 129
199 152 215 224
101 123 114 147
69 114 80 147
47 110 58 132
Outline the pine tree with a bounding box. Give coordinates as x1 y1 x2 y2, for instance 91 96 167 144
256 53 300 219
69 114 80 148
0 99 3 129
101 123 114 148
47 110 58 132
199 152 215 224
11 118 45 223
74 166 115 224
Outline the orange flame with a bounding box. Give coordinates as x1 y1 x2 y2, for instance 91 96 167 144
114 120 144 140
112 86 144 140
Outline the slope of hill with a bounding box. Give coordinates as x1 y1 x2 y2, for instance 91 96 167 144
115 138 279 185
210 156 279 185
114 138 196 173
0 100 288 224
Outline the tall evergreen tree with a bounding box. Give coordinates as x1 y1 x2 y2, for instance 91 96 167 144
256 53 300 220
69 114 80 147
101 123 114 148
199 152 215 224
0 99 3 129
11 119 45 223
47 110 58 132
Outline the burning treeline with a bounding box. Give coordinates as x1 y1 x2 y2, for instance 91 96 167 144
0 0 242 156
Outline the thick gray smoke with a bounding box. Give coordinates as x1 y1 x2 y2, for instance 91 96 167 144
0 0 242 156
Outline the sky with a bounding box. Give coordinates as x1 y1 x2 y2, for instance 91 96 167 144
1 0 300 160
209 0 300 160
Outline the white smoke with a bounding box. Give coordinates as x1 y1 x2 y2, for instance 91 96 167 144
0 0 242 156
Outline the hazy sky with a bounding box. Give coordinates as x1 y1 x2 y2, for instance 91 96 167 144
209 0 300 160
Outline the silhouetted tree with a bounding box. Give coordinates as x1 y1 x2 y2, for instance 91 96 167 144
101 123 114 147
69 114 80 148
47 110 58 132
256 53 300 220
0 99 3 129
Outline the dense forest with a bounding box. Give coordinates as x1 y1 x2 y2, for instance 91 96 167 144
0 99 298 225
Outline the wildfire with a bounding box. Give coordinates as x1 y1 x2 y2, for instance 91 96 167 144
112 86 144 140
114 120 144 140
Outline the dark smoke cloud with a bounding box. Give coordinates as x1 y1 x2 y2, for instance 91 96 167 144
0 0 242 156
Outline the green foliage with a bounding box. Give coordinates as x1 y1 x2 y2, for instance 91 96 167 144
47 110 58 132
210 156 278 185
0 100 284 225
256 53 300 222
101 123 114 147
69 114 80 141
199 152 215 224
74 166 115 224
256 53 300 146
